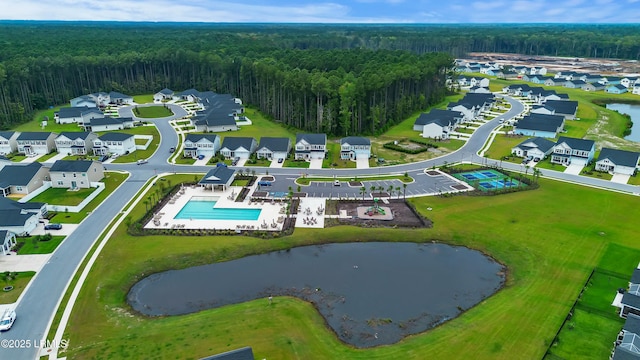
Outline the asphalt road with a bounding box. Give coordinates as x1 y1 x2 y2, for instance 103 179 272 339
1 95 637 359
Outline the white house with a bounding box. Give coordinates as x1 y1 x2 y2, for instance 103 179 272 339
0 197 46 236
294 133 327 160
183 134 221 158
191 92 242 132
0 131 19 155
340 137 371 160
550 137 596 166
55 107 104 125
107 91 134 105
414 109 464 139
469 77 490 88
219 137 257 159
49 160 104 189
0 230 16 255
86 117 134 132
92 133 136 156
621 78 638 88
633 84 640 95
16 132 57 155
154 88 174 102
255 137 291 160
595 148 640 176
511 137 556 160
70 95 97 108
55 132 97 156
0 163 49 197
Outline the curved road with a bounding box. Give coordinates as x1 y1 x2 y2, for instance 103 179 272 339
2 96 638 359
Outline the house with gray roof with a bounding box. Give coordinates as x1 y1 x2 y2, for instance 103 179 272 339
198 164 236 191
191 91 242 132
0 131 19 155
0 197 46 236
183 134 221 158
0 230 16 255
55 106 104 125
294 133 327 160
49 160 104 189
219 137 257 159
514 114 565 139
595 148 640 176
256 137 291 160
55 132 97 156
550 136 596 166
70 95 97 108
93 133 136 156
16 132 57 155
340 136 371 160
541 100 579 120
511 137 556 160
564 80 586 89
154 88 174 102
86 117 134 132
414 109 463 140
108 91 134 105
199 347 255 360
582 83 606 92
607 84 629 94
0 163 49 197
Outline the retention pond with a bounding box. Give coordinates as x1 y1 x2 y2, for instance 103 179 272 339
128 242 505 347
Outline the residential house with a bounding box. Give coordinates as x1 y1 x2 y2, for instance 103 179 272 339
88 92 110 107
511 137 556 160
55 132 97 156
49 160 104 189
564 80 586 89
611 315 640 359
530 104 556 116
0 197 46 236
514 114 565 138
622 78 639 88
529 66 548 75
607 85 629 94
107 91 134 105
544 78 566 87
153 88 174 102
503 83 535 97
0 163 49 197
175 88 201 102
550 136 596 166
595 148 640 175
501 70 520 79
469 86 491 94
456 76 469 87
414 109 463 140
578 74 602 83
582 83 606 92
0 230 16 255
633 84 640 96
219 137 257 159
541 100 579 120
469 77 490 88
603 77 623 86
255 137 291 160
55 106 104 125
190 91 242 132
198 164 236 191
183 134 221 158
92 133 136 156
447 93 495 121
340 137 371 160
486 69 504 77
86 117 134 132
16 132 57 155
294 133 327 160
70 95 97 108
0 131 19 155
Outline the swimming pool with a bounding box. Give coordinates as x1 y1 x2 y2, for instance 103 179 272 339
453 169 524 191
175 198 261 220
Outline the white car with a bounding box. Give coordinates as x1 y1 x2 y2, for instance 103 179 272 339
0 309 16 331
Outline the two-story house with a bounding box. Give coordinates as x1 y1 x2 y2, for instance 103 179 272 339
219 137 257 159
70 95 97 108
340 137 371 160
55 106 104 125
183 134 221 158
16 132 57 156
414 109 464 139
550 137 596 166
92 133 136 156
49 160 104 189
55 132 97 156
85 117 134 132
0 131 19 155
511 137 556 160
0 197 46 236
294 133 327 160
255 137 291 160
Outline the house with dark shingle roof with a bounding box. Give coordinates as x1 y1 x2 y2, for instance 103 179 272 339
0 197 46 236
256 137 291 160
0 131 19 155
55 132 97 156
86 117 134 132
595 148 640 175
582 82 606 92
108 91 134 105
154 88 174 102
607 84 629 94
550 136 596 166
55 106 104 125
511 137 556 160
93 133 136 156
294 133 327 160
49 160 104 189
16 132 57 155
340 136 371 160
189 91 243 132
198 164 236 191
414 110 463 140
539 100 579 120
0 230 16 255
219 137 257 159
514 114 565 139
70 95 97 108
0 163 49 197
199 346 254 360
183 134 221 158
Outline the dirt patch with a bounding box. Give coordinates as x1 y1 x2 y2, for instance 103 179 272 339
261 176 275 181
330 200 431 228
425 170 441 176
349 181 363 187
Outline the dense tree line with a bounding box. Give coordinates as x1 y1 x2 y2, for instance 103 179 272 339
1 22 640 133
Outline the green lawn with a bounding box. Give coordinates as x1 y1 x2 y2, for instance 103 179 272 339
132 105 173 118
14 105 85 133
0 272 36 304
104 126 160 163
174 155 196 165
244 158 272 167
628 175 640 185
36 151 59 162
16 236 66 255
8 154 27 162
230 107 297 140
62 175 640 360
29 187 97 206
231 179 249 186
48 172 128 223
134 138 147 145
323 142 356 169
484 135 529 161
133 94 155 104
296 174 413 186
283 159 310 168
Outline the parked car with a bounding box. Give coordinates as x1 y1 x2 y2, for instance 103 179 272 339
137 159 148 165
0 309 16 331
169 147 175 153
44 223 62 230
231 157 240 166
334 180 341 186
258 181 272 186
197 154 205 160
533 157 541 162
277 158 284 163
99 155 109 162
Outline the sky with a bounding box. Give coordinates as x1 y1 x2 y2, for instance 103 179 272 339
2 0 640 23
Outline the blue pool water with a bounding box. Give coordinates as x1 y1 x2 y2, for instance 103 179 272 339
175 200 261 220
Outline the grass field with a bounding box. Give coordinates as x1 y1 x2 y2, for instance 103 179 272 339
0 272 36 304
228 107 296 140
132 106 173 118
62 174 640 360
296 174 412 186
133 94 155 104
48 172 128 223
29 187 97 206
16 236 66 255
323 142 356 168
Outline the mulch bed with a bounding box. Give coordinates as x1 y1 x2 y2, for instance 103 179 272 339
333 199 431 228
425 170 441 176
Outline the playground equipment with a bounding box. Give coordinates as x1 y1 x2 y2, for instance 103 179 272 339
366 198 386 216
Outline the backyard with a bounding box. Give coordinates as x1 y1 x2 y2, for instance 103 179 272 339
15 235 66 255
30 187 97 206
102 126 160 163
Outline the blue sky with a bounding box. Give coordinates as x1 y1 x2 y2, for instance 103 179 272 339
3 0 640 23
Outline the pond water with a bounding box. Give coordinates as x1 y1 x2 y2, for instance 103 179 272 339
606 103 640 142
127 242 505 348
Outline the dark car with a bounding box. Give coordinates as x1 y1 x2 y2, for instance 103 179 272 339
44 223 62 230
99 155 109 162
197 154 205 160
277 158 284 163
169 147 175 153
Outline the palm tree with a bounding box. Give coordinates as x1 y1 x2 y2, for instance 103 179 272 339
402 183 407 200
395 186 401 199
533 168 541 184
360 186 366 200
387 185 394 198
369 185 376 198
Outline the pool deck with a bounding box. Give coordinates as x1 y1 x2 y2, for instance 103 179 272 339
295 198 327 229
145 185 287 231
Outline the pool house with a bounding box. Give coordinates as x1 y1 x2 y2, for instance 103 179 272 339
198 165 236 191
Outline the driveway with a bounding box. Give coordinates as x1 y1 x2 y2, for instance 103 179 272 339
236 158 248 167
30 223 79 236
356 158 369 169
564 164 584 175
42 152 67 164
0 254 51 272
270 159 284 168
611 173 631 184
19 154 44 163
193 155 211 166
309 158 323 169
